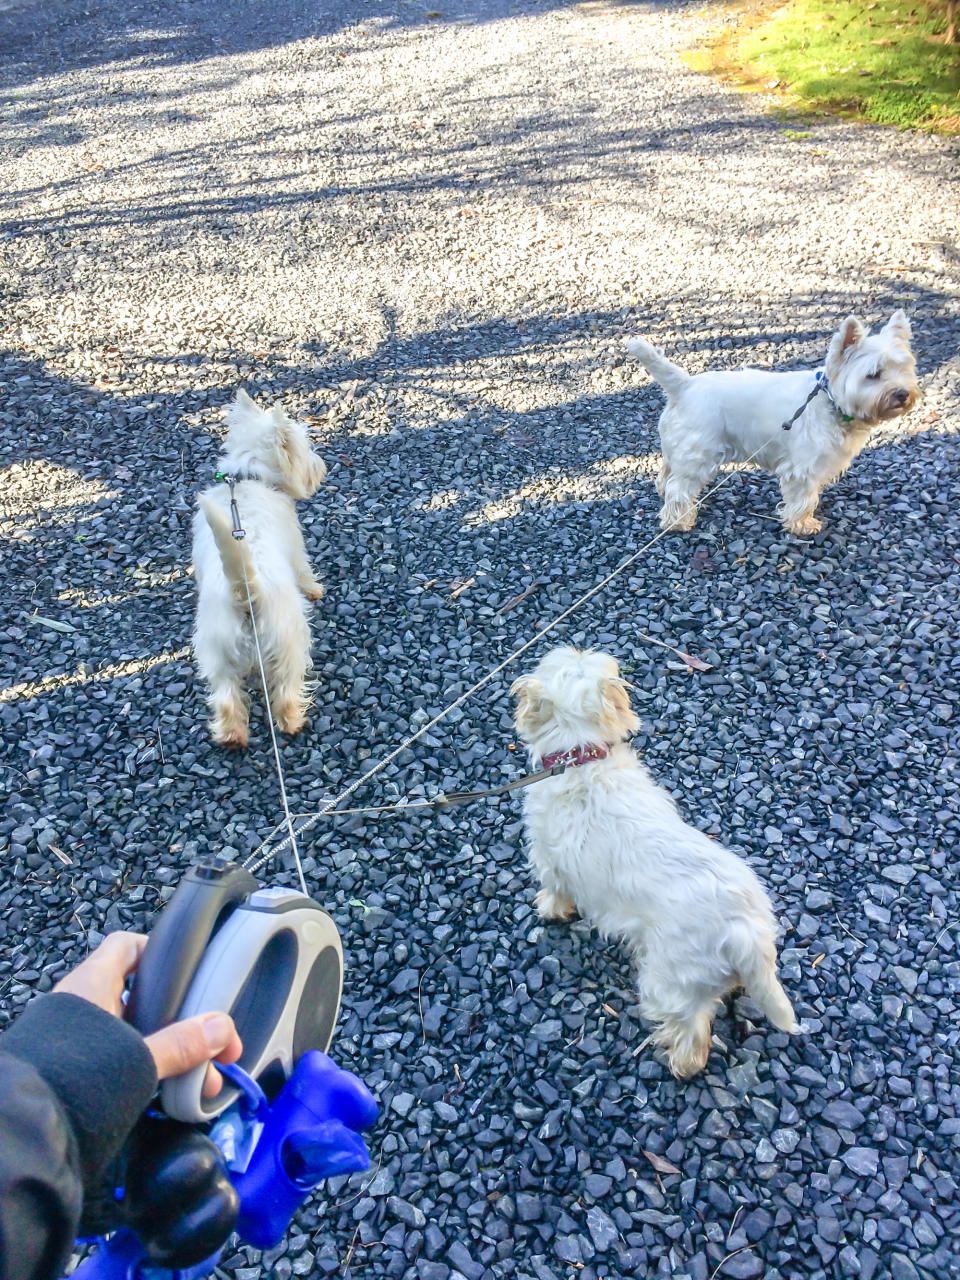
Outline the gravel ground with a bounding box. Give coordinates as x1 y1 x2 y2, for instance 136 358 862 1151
2 0 960 1277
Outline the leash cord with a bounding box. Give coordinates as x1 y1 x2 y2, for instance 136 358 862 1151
229 485 309 897
242 441 774 877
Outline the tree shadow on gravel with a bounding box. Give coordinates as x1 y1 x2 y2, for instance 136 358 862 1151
0 111 885 242
0 0 694 93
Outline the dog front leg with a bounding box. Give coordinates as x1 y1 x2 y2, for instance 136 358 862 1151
528 846 578 922
295 560 324 601
778 475 823 536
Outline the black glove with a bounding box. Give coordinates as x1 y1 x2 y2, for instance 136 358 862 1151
119 1117 240 1267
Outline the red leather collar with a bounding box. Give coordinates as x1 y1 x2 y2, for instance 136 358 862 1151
541 744 609 772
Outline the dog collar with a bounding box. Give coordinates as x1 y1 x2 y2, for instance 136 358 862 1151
215 468 262 484
540 744 609 771
781 372 853 432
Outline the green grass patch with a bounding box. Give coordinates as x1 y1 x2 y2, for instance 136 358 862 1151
692 0 960 132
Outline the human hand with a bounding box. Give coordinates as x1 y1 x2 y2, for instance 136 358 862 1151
54 932 243 1098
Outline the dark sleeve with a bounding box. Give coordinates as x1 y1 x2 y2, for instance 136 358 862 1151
0 993 158 1280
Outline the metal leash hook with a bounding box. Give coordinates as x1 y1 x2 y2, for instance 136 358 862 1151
66 862 378 1280
213 471 246 539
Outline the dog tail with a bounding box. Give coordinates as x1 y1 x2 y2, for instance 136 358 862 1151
625 337 690 396
198 492 258 599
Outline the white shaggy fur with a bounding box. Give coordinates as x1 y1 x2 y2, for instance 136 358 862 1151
512 646 797 1079
192 390 327 749
627 311 918 536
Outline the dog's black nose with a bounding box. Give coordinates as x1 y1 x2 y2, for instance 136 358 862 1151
890 387 909 406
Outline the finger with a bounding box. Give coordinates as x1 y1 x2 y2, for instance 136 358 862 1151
199 1022 246 1098
202 1063 223 1099
144 1013 243 1082
54 933 149 1013
91 931 149 978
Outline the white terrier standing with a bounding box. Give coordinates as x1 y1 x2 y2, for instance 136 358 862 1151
512 646 797 1078
192 390 327 749
627 311 918 535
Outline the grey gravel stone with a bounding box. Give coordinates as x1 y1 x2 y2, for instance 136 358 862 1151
1 1 958 1279
842 1148 880 1177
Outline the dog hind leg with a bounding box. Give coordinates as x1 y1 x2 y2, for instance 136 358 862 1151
739 945 798 1033
659 463 715 532
210 685 250 750
535 888 578 921
653 1006 715 1079
639 962 720 1078
259 589 313 735
194 595 251 748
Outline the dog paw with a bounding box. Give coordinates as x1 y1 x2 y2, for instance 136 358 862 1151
660 509 697 533
301 581 325 601
786 515 822 536
667 1048 709 1079
212 704 248 749
535 889 578 922
276 703 307 735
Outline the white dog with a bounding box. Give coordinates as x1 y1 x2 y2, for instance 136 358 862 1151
511 646 797 1078
627 311 918 535
192 390 327 748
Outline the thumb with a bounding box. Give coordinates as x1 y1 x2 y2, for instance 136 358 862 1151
144 1012 243 1083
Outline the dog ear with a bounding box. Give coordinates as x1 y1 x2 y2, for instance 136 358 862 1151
510 676 552 734
234 388 258 411
882 310 912 344
825 316 866 376
599 676 638 738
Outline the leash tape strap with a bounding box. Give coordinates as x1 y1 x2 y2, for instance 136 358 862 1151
782 372 824 432
432 762 568 810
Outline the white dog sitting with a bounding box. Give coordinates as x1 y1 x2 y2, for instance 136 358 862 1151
511 646 797 1078
192 389 327 748
627 311 918 535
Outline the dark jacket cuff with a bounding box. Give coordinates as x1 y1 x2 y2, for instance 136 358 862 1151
1 992 158 1193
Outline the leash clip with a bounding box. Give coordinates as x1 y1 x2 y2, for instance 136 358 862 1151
218 472 247 540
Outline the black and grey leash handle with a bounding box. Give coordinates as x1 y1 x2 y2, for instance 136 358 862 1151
126 859 258 1036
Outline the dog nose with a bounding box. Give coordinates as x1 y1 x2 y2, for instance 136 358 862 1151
891 388 909 406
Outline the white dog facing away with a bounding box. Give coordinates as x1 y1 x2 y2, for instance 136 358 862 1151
192 390 327 749
627 311 918 536
512 646 798 1078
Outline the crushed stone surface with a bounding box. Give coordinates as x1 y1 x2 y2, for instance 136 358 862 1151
1 1 959 1277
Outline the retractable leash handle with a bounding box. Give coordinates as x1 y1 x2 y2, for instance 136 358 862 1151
67 860 378 1280
126 859 258 1037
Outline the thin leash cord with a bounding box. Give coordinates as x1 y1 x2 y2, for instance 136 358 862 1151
236 546 309 897
243 443 774 878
